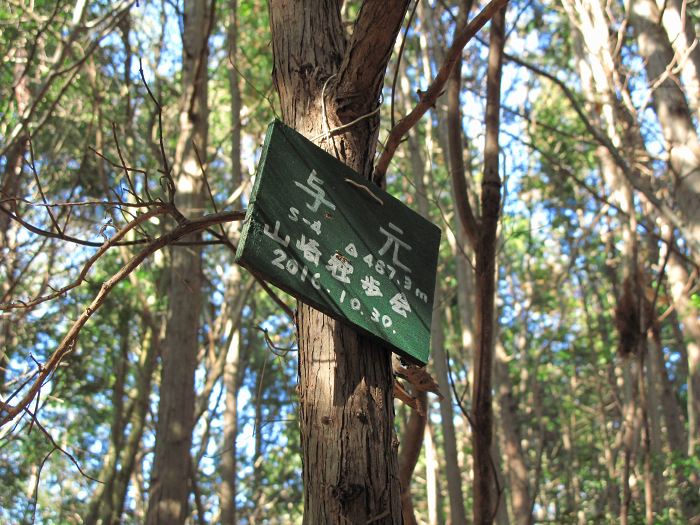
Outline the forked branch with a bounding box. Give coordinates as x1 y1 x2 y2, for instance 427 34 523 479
373 0 509 184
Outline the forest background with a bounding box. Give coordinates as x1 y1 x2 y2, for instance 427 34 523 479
1 0 699 523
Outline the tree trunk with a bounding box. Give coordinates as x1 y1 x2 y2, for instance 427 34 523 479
268 2 409 523
630 0 700 247
637 347 655 525
404 46 468 522
399 390 427 525
219 2 243 521
146 0 211 522
430 287 468 524
424 421 440 525
111 326 159 523
472 6 506 524
666 251 700 455
220 318 241 525
655 0 700 122
619 358 642 525
84 309 131 524
495 342 531 525
397 77 435 525
0 48 30 397
564 3 657 520
442 2 505 522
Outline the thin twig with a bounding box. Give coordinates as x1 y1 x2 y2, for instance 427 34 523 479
391 0 421 130
257 326 297 357
26 446 56 523
139 57 175 205
27 138 62 235
1 207 169 311
503 50 700 256
25 407 103 483
0 204 239 249
650 235 673 318
113 122 148 203
445 344 475 427
0 196 154 209
207 229 296 320
193 139 227 239
89 146 149 178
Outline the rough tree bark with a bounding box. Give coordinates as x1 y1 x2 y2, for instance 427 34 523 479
146 0 211 522
268 2 409 523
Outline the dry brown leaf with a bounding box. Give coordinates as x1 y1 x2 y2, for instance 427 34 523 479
392 355 444 403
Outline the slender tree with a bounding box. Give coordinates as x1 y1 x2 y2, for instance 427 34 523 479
446 3 507 521
146 0 212 522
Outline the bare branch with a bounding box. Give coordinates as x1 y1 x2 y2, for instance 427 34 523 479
112 122 146 204
0 208 246 428
373 0 509 183
1 207 169 312
138 57 176 206
209 229 296 320
337 0 411 111
27 139 62 235
25 408 103 483
390 0 420 130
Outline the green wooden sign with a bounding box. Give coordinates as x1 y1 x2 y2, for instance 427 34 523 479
235 120 441 365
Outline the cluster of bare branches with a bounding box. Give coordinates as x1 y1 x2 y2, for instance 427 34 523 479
0 57 248 434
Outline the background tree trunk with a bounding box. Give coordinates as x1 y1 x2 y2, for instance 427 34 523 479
630 0 700 247
666 252 700 455
0 48 30 397
495 342 531 525
146 0 211 522
399 390 427 525
472 6 506 523
219 1 243 521
655 0 700 122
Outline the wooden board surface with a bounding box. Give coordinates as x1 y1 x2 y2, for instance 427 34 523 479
235 120 441 365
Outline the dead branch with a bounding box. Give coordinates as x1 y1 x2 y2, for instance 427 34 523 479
26 407 102 483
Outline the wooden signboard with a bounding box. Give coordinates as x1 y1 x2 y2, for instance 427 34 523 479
235 120 441 365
